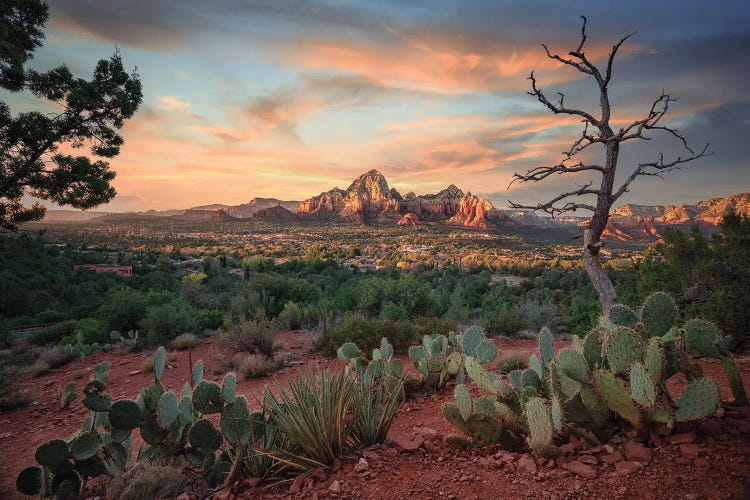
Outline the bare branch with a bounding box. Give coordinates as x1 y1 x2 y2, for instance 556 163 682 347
527 72 599 125
509 181 599 217
604 30 637 86
611 144 713 202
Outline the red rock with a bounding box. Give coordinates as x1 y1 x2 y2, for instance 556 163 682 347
670 432 697 445
290 475 305 493
733 419 750 433
623 442 652 463
615 461 642 476
328 480 341 492
390 433 423 453
600 451 624 464
555 455 573 469
577 455 598 465
416 427 441 441
679 443 702 458
517 455 538 474
560 442 577 454
311 468 327 482
567 460 598 479
354 458 369 473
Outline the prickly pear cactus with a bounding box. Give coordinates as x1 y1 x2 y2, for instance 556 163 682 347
525 397 560 457
675 378 720 422
608 304 639 327
640 292 677 337
602 326 643 375
591 370 643 429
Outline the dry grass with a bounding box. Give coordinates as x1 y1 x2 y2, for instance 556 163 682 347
140 357 154 374
495 351 529 373
107 464 188 500
238 353 272 379
172 333 201 350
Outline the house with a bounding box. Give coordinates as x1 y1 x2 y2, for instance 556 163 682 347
73 264 133 276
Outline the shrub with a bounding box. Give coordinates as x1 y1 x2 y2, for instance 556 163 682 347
107 464 188 500
495 351 529 373
29 361 50 377
319 315 427 356
237 353 271 379
172 333 201 350
37 347 74 370
0 366 32 411
141 357 154 373
193 309 224 331
28 320 77 346
483 309 528 337
513 298 561 333
277 301 304 330
222 313 276 357
140 299 198 345
74 317 108 344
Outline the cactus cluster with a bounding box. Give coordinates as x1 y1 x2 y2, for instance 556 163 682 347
441 293 747 458
337 337 403 380
17 347 278 497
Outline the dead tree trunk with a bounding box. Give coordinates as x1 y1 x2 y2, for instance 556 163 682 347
508 16 710 317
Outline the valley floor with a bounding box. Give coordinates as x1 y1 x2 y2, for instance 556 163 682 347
2 334 749 499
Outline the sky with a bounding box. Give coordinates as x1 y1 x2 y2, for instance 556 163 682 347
9 0 750 211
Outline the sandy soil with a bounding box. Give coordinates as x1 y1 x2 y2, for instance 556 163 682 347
1 333 749 499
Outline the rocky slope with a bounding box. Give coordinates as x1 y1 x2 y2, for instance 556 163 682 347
191 198 300 218
253 205 297 220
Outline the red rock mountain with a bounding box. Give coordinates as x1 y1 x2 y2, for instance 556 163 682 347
298 170 496 227
397 213 422 227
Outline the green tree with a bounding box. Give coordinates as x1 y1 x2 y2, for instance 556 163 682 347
0 0 142 230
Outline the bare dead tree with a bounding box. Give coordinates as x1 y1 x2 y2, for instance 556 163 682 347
508 16 711 315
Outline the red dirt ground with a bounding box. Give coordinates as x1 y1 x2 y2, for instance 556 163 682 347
2 333 749 499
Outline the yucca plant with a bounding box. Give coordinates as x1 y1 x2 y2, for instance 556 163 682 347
262 370 354 471
350 370 404 447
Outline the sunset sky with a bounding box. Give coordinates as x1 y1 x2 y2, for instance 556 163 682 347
11 0 750 211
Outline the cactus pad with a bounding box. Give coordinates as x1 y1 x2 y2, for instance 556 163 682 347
525 397 554 449
583 331 604 370
192 381 224 414
221 396 252 445
35 439 69 468
551 396 563 433
529 354 544 380
454 384 472 421
591 370 643 428
602 326 643 375
721 356 748 406
557 348 589 384
158 391 180 427
337 342 361 360
684 319 723 358
189 418 223 452
609 304 638 327
509 369 523 390
408 345 425 361
629 363 657 408
140 382 164 412
222 373 237 404
192 360 204 386
154 346 166 382
522 368 541 391
71 431 102 461
640 292 677 337
538 327 554 368
675 378 720 422
83 393 112 412
16 466 42 496
644 337 665 381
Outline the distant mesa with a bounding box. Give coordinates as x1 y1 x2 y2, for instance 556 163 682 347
447 193 506 229
211 209 237 221
253 205 297 220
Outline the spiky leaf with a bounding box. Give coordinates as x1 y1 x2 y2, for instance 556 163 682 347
609 304 639 327
154 346 166 382
71 431 102 461
408 345 426 362
454 384 472 422
35 439 69 468
722 356 748 406
557 348 589 384
602 326 643 375
538 327 554 368
526 397 553 449
189 418 223 452
192 381 223 414
629 363 657 408
222 373 237 404
684 319 723 358
158 391 180 427
337 342 361 360
640 292 677 337
192 360 204 386
16 466 42 495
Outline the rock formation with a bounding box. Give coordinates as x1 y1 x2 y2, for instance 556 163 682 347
397 213 421 227
253 205 297 220
447 193 499 229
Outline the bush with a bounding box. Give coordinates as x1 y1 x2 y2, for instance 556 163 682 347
193 309 224 331
172 333 201 350
74 317 108 344
38 347 75 369
237 353 271 379
28 320 77 346
140 299 198 345
318 315 430 356
495 351 529 373
222 312 276 357
0 366 33 411
107 464 188 500
513 298 561 333
276 301 304 330
483 310 528 337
